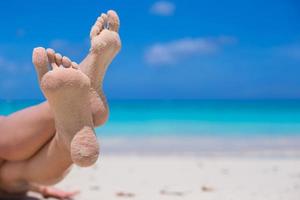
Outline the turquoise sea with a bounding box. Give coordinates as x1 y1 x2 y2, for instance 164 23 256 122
1 100 300 138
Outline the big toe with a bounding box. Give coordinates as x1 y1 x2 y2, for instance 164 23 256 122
32 47 49 82
107 10 120 32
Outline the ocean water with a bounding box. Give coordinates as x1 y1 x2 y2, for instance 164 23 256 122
1 100 300 138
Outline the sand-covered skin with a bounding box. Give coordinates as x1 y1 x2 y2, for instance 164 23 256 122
28 155 300 200
41 48 99 167
80 10 121 127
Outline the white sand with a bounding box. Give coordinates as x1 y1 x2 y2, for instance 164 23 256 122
30 155 300 200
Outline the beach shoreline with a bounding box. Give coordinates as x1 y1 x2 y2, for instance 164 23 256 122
99 136 300 157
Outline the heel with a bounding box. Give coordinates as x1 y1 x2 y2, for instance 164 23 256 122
70 126 99 167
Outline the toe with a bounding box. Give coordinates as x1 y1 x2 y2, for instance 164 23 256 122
101 13 108 24
95 19 104 31
46 48 58 69
71 61 79 69
107 10 120 32
55 53 63 67
32 47 49 83
101 13 108 29
97 14 105 27
62 56 71 68
90 13 107 39
90 25 100 39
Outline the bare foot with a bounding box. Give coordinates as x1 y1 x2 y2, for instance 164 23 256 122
32 185 79 200
42 187 79 199
79 10 121 126
32 47 99 167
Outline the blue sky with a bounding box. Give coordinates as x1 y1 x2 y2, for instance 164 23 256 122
0 0 299 100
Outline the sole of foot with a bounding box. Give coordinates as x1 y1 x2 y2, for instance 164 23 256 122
32 47 99 167
79 10 121 127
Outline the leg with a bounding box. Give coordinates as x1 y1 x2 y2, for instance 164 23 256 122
0 102 55 161
0 138 79 199
0 49 98 195
0 11 121 161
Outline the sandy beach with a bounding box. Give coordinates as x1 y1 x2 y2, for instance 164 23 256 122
28 156 300 200
26 137 300 200
0 0 299 199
